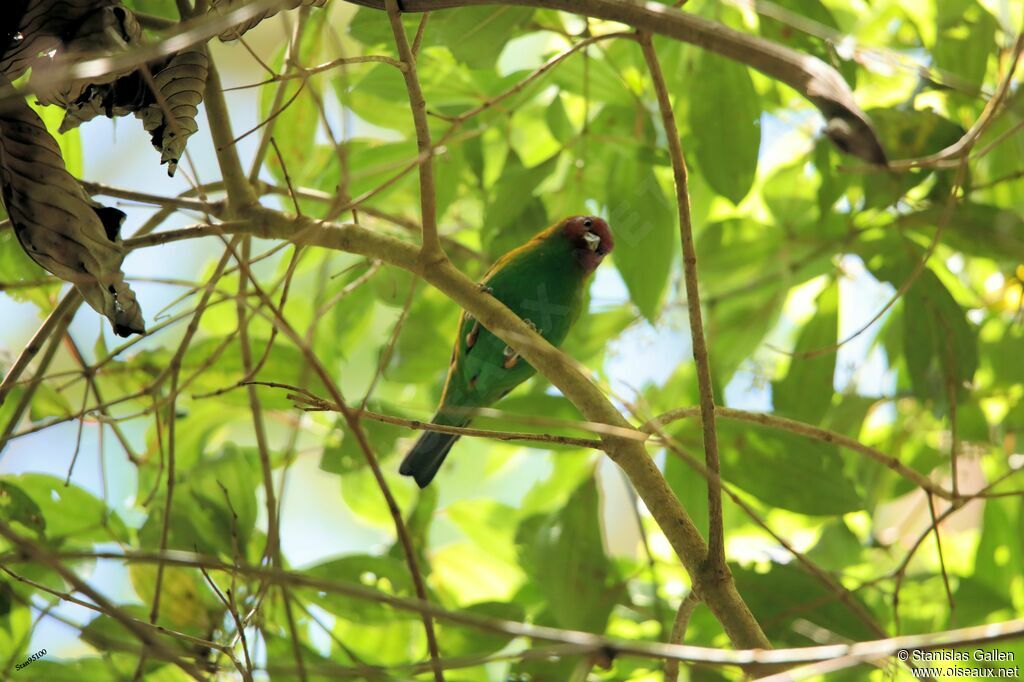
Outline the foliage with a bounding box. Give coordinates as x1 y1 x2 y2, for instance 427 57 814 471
0 0 1023 680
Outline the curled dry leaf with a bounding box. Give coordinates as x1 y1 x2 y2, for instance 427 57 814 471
134 47 208 177
210 0 327 42
0 81 145 337
0 0 113 81
32 4 143 109
58 47 209 178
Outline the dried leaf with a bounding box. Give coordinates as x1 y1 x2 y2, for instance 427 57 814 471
0 0 113 81
32 4 142 109
134 47 208 176
0 82 144 336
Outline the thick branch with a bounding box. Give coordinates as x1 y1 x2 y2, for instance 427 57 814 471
133 208 771 651
205 60 260 208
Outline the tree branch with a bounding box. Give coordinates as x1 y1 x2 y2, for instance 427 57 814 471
134 206 771 651
14 547 1024 671
385 0 444 260
638 32 726 573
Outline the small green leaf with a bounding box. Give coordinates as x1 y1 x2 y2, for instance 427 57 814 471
772 281 839 425
440 601 525 657
139 445 258 555
902 203 1024 265
734 562 877 644
516 477 624 632
719 421 862 515
764 160 821 233
482 152 557 258
2 474 128 544
431 7 533 69
688 51 761 204
545 93 574 144
0 481 46 539
933 2 997 91
302 554 420 623
902 271 978 404
321 409 402 474
606 149 675 320
29 383 72 422
861 109 965 208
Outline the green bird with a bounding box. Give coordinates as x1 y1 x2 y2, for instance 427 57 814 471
400 215 614 488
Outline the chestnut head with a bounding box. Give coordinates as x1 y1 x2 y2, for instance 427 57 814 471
561 215 613 272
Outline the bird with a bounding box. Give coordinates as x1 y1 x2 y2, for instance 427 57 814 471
400 215 614 488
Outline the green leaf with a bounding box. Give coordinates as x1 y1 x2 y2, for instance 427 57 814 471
688 51 761 204
734 562 877 644
302 554 420 623
902 271 979 404
0 227 57 308
482 151 557 258
448 499 519 565
718 421 862 514
545 93 574 144
0 480 46 539
1 474 128 544
606 149 675 320
772 281 839 424
139 445 258 556
516 477 624 632
902 203 1024 265
431 7 534 69
439 601 525 657
128 564 219 634
343 64 414 131
861 108 965 208
806 520 864 571
764 160 823 235
340 465 415 530
933 2 997 91
28 382 72 422
973 497 1022 595
321 408 403 474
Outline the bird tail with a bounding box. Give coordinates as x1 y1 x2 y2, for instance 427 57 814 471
399 416 466 488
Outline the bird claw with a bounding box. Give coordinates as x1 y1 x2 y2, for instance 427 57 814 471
502 344 519 369
523 318 540 334
478 284 494 295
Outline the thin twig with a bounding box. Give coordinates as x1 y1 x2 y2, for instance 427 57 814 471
385 0 443 261
638 32 726 572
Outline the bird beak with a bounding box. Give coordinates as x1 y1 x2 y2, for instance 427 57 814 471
583 231 601 252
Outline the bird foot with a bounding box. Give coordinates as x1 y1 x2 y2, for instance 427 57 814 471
478 283 494 294
523 318 540 334
502 344 519 369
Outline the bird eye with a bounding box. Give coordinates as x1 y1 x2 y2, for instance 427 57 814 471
583 218 593 228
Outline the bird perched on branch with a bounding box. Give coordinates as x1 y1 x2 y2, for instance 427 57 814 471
400 216 614 488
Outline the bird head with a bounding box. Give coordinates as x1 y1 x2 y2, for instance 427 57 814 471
561 215 613 272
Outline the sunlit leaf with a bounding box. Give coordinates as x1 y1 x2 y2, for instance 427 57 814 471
772 280 839 424
688 51 761 204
